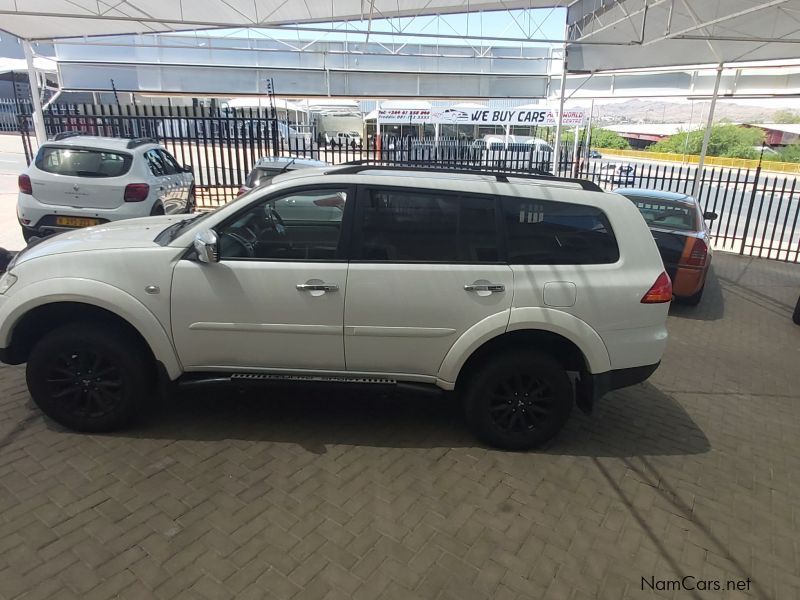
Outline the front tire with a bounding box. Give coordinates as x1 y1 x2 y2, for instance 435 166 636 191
463 350 573 450
26 323 152 432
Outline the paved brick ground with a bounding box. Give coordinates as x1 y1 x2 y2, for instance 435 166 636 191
0 252 798 599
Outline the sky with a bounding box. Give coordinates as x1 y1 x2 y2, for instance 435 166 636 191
204 8 567 48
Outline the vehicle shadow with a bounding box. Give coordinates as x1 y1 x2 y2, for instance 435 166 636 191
668 265 724 321
100 380 710 458
550 382 710 458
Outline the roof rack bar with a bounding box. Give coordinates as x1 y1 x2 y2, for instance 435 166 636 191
126 137 158 149
328 162 604 192
52 131 84 141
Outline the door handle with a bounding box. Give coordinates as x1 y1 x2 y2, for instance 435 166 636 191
464 283 505 293
296 283 339 292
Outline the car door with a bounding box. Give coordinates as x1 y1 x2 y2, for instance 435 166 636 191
344 186 513 377
143 149 174 212
171 185 353 371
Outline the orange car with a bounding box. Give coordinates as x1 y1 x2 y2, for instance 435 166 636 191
616 189 716 305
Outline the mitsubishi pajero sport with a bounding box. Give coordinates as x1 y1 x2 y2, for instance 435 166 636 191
0 165 671 450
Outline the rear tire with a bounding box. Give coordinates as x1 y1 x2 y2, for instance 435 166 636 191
186 187 196 213
150 203 165 216
793 294 800 325
21 228 38 243
26 323 152 432
680 284 705 306
463 350 573 450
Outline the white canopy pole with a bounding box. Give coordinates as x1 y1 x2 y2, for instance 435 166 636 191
585 98 595 151
552 42 567 175
692 63 724 198
23 41 46 144
571 125 580 176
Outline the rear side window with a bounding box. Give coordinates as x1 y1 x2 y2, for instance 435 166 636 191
356 189 498 262
144 149 169 176
35 146 132 178
502 197 619 264
157 149 181 174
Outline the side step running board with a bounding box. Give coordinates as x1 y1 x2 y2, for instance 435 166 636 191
177 372 442 396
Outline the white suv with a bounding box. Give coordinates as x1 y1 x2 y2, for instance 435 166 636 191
0 165 671 450
17 133 195 241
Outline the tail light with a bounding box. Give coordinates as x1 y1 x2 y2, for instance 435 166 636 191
18 174 32 195
124 183 150 202
641 272 673 304
682 237 708 267
236 187 248 197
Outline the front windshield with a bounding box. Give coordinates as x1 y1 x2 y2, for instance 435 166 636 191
624 196 698 232
156 179 285 245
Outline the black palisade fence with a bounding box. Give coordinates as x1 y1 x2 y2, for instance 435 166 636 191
13 103 800 263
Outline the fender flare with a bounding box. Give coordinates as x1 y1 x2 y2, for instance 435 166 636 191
437 307 611 386
0 278 182 379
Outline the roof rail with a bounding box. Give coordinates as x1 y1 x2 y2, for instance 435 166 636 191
126 137 159 149
327 162 604 192
52 131 84 141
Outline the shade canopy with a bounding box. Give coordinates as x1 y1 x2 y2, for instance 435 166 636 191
0 0 553 40
568 0 800 71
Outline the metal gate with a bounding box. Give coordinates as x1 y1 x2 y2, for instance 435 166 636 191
16 104 800 263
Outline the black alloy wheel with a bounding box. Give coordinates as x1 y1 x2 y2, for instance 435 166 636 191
463 350 573 450
487 372 556 435
45 349 123 420
26 323 152 432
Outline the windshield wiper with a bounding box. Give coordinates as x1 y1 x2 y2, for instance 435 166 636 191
167 214 203 241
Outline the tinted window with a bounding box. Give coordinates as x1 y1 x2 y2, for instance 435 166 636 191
357 189 498 262
158 149 181 174
35 147 132 177
218 188 347 260
623 195 699 232
144 149 169 176
502 197 619 264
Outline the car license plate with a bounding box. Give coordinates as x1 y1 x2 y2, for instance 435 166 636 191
55 216 100 227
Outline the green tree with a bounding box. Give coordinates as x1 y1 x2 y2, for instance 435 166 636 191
649 125 764 159
763 143 800 163
773 109 800 124
587 127 630 150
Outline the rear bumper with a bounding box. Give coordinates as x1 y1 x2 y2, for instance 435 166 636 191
594 362 660 396
576 362 660 412
17 193 153 235
672 265 707 297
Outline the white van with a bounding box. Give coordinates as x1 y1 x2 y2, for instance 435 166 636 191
477 135 553 171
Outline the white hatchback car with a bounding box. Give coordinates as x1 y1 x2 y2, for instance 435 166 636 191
17 133 195 242
0 165 670 450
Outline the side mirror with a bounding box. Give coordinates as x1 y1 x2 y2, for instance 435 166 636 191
703 211 718 221
194 229 219 263
182 164 193 173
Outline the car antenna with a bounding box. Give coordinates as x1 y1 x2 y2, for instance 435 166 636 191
277 157 297 175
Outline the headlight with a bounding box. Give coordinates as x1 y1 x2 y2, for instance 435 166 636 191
0 272 17 295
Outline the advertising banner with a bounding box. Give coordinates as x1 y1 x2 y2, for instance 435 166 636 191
377 106 585 126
